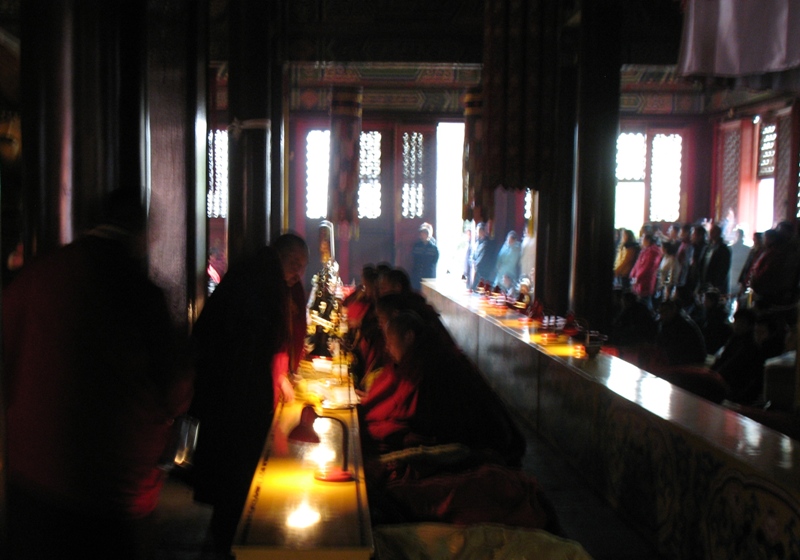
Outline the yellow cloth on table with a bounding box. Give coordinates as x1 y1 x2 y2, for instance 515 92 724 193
374 522 593 560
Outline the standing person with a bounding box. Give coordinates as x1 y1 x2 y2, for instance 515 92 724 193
189 233 309 554
697 224 732 297
461 227 473 284
686 224 708 294
629 233 663 311
657 239 681 302
410 222 439 291
676 224 694 287
519 225 536 282
737 232 764 304
470 222 496 290
493 230 521 287
613 229 639 290
728 228 750 297
3 187 194 560
747 226 800 313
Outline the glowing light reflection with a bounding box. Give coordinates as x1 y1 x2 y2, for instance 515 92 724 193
309 445 335 470
286 501 321 529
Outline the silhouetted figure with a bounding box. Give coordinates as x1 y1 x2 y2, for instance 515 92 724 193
4 187 193 560
711 308 764 404
189 233 309 554
699 288 733 355
610 290 657 348
652 299 706 369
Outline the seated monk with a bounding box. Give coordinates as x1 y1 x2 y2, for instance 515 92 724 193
361 311 559 533
360 310 525 467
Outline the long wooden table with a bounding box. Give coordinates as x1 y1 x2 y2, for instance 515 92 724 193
232 362 373 560
422 277 800 560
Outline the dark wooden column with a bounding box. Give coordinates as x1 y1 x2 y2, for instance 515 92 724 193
569 1 620 332
226 0 272 266
146 0 208 328
535 18 578 315
20 0 150 258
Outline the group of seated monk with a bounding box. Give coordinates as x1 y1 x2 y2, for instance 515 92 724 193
342 263 562 534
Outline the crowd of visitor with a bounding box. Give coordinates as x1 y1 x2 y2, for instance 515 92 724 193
609 219 800 418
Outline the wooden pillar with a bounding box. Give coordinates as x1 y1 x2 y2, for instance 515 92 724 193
227 0 272 266
569 1 620 332
535 22 578 315
146 0 208 328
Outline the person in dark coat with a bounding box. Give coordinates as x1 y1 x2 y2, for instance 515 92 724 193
410 222 439 291
697 224 732 296
3 187 193 560
189 233 308 554
470 222 496 290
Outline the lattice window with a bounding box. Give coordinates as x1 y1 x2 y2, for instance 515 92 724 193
305 129 331 219
776 115 791 221
207 129 229 219
758 122 777 177
649 134 682 223
721 127 741 220
358 131 382 219
401 131 425 219
524 188 533 221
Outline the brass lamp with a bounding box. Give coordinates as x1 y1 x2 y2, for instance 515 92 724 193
288 405 353 482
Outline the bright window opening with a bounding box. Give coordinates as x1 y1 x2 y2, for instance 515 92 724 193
435 122 465 278
305 130 331 220
649 133 682 223
757 178 775 232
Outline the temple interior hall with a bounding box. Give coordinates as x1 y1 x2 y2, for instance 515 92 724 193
3 1 800 559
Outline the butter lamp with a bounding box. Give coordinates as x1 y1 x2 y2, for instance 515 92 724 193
288 405 353 482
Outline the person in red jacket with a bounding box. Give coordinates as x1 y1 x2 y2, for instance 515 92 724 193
629 233 663 312
3 187 193 560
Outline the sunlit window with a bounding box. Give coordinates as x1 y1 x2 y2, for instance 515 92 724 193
616 132 646 181
615 182 645 232
207 129 229 219
306 129 382 220
649 134 682 222
306 130 331 219
358 131 382 219
756 121 776 229
757 178 775 232
615 133 645 231
614 130 683 231
401 132 425 219
759 123 777 177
